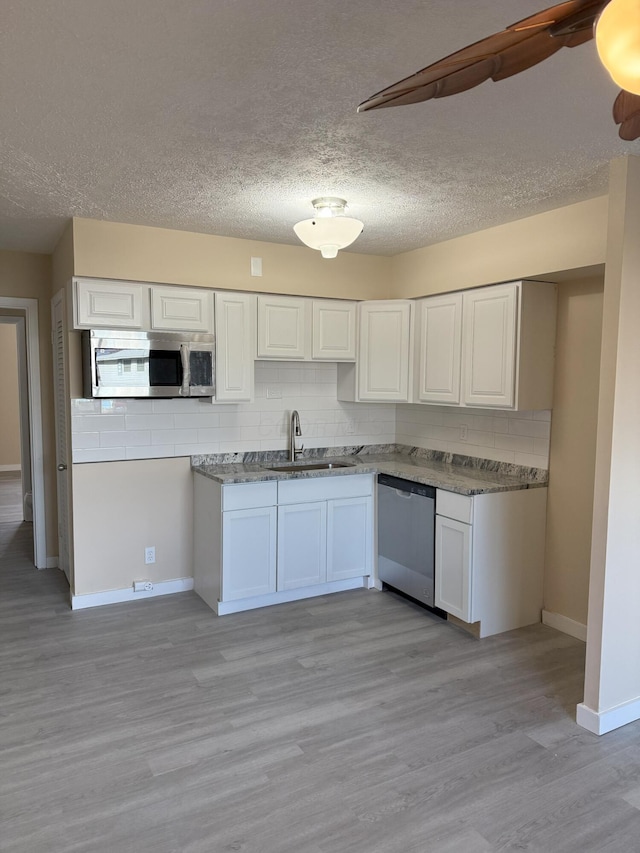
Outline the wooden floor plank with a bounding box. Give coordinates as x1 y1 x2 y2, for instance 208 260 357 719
2 489 640 852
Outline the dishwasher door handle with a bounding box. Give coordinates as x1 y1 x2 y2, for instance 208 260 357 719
395 489 413 499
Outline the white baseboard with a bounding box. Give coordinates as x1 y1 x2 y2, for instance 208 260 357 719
215 577 368 616
0 464 21 472
542 610 587 642
577 696 640 735
71 577 194 610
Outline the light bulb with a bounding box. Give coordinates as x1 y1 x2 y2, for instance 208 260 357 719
596 0 640 96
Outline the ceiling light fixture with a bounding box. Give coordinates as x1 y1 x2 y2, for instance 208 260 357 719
596 0 640 96
293 197 364 259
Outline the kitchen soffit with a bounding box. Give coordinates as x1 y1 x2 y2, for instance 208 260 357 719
0 0 635 256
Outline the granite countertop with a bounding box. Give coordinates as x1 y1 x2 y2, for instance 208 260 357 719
191 445 548 496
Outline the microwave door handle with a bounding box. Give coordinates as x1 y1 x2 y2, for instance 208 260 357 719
179 344 191 396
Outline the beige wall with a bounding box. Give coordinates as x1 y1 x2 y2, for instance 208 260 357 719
543 277 603 627
72 218 392 301
0 251 56 555
0 323 21 467
71 457 193 596
390 196 608 298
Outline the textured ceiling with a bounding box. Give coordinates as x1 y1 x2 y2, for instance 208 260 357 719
0 0 636 256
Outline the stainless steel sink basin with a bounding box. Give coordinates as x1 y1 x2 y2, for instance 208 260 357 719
267 461 355 473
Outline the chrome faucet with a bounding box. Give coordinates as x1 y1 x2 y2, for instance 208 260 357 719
289 410 303 462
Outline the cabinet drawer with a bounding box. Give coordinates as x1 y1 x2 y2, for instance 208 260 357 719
222 481 278 511
436 489 473 524
278 473 373 505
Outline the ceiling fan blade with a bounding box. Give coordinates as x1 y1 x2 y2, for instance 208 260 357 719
492 30 564 81
358 0 607 112
613 90 640 140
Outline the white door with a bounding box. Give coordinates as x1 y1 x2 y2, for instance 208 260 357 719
435 515 472 622
277 501 327 590
51 292 72 583
312 300 356 361
215 292 256 402
326 496 372 581
462 284 518 408
221 506 277 600
357 301 411 401
150 286 213 332
257 295 308 359
417 293 462 404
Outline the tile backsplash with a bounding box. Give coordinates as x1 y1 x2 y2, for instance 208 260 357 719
72 362 551 468
395 404 551 469
71 362 396 463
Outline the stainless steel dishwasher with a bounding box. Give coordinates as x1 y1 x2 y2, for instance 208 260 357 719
377 474 444 615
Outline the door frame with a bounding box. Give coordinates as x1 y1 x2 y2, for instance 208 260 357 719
0 297 47 568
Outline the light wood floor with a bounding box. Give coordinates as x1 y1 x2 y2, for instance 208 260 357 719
2 495 640 852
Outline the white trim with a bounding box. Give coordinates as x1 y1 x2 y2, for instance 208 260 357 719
542 610 587 642
215 576 369 616
43 557 59 569
0 297 47 567
70 577 194 610
0 464 21 472
577 696 640 735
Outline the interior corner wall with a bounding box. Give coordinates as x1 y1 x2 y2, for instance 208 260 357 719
0 323 21 467
71 218 393 301
543 276 604 628
0 250 57 557
389 196 608 298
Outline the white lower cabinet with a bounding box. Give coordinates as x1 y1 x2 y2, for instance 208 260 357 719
194 472 374 615
435 515 472 622
327 496 373 582
222 506 277 600
435 486 548 638
278 501 327 590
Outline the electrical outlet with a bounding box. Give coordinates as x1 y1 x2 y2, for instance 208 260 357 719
346 419 356 435
266 386 282 399
133 580 153 593
460 424 468 441
144 546 156 564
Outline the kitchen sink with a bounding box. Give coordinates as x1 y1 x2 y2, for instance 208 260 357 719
267 461 355 473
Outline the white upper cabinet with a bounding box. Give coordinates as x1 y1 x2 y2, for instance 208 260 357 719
312 300 356 361
416 292 462 404
257 295 310 359
462 283 518 408
150 286 213 332
414 280 557 411
462 280 557 410
74 278 144 329
339 300 412 402
215 292 256 402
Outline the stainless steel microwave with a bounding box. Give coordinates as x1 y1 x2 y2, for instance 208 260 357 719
82 329 215 398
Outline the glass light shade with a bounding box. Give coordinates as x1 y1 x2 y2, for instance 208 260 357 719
293 216 364 258
595 0 640 95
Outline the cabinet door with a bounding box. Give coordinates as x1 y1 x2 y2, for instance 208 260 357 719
75 278 143 329
215 292 255 402
257 295 308 359
358 301 411 401
417 293 462 404
462 284 518 408
435 515 472 622
326 496 372 581
277 501 327 590
312 300 356 361
221 506 277 601
150 286 212 332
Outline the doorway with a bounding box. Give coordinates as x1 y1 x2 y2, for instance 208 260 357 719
0 298 47 568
